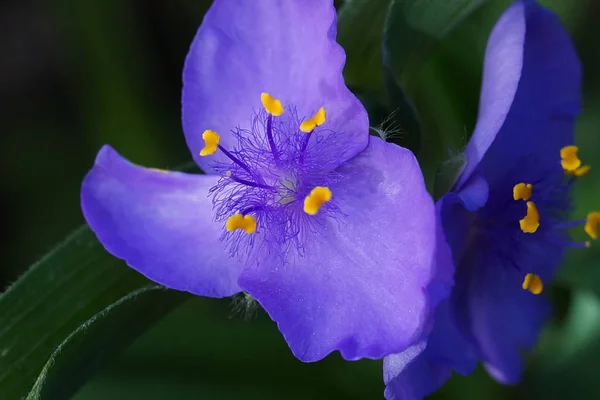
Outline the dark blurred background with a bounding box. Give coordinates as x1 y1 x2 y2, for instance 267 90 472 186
2 0 600 398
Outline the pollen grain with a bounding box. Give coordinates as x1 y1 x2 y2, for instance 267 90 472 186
226 214 257 234
261 92 284 116
200 130 220 156
522 273 543 295
584 212 600 240
568 165 591 177
303 186 332 215
560 145 582 172
300 107 327 133
519 201 540 233
513 183 533 201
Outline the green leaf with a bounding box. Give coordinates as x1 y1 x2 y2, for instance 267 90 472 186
525 290 600 399
338 0 424 154
74 298 384 400
383 0 489 87
337 0 390 93
27 285 189 400
382 0 491 191
0 226 159 399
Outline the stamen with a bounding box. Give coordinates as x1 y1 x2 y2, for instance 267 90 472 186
557 218 586 230
513 183 533 201
265 114 279 161
519 201 540 233
303 186 332 215
218 145 253 175
567 165 591 177
300 107 326 133
584 212 600 240
261 93 284 116
566 241 591 249
199 130 220 156
226 214 257 234
522 273 543 295
560 145 582 172
228 174 274 189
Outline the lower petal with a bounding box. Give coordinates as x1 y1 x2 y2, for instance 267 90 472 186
239 137 443 361
465 251 553 383
81 145 244 298
384 301 478 400
384 195 481 399
443 175 559 383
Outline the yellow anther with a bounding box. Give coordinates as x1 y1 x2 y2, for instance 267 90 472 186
199 130 220 156
225 214 257 234
513 183 533 201
584 212 600 240
303 186 332 215
560 145 582 171
519 201 540 233
567 165 591 177
300 107 327 133
149 168 168 173
261 92 284 116
522 273 543 295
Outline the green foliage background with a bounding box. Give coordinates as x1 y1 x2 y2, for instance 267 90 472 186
1 0 599 398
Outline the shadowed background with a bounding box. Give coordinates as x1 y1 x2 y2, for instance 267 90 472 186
1 0 599 398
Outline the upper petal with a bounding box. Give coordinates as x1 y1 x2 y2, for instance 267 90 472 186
182 0 368 173
456 0 581 189
81 145 244 297
239 136 442 362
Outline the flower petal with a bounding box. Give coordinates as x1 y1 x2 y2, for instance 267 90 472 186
383 192 481 399
462 238 556 383
384 301 478 400
450 168 569 383
81 145 244 297
455 1 525 188
384 341 431 400
457 0 581 189
182 0 368 173
457 174 489 212
239 137 440 362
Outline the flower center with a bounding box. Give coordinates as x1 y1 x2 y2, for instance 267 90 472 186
198 92 342 257
509 145 594 295
463 145 595 296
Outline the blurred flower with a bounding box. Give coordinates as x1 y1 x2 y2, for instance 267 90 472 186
384 0 594 398
81 0 445 363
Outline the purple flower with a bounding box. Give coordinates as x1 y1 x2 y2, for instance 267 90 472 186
81 0 446 362
383 1 597 398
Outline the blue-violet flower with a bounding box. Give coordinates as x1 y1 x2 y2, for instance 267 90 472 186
383 1 598 398
81 0 446 362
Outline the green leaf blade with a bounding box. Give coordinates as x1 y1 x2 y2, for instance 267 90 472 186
26 285 189 400
382 0 490 191
338 0 390 93
0 226 151 399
